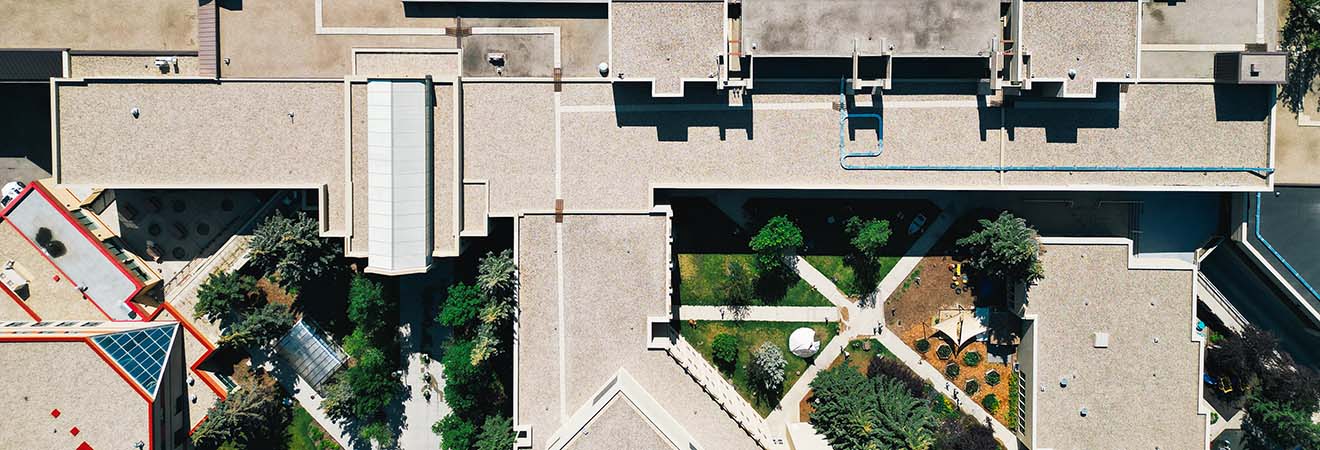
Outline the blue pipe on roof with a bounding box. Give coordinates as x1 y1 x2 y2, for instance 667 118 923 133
1252 192 1320 301
835 80 1274 175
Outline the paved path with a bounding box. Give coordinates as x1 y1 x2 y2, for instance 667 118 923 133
678 305 839 322
396 272 452 450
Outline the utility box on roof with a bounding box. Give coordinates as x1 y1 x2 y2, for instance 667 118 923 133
1214 51 1287 85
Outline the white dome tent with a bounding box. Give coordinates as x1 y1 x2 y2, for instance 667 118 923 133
788 327 821 358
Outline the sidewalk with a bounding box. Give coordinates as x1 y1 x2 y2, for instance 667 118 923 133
678 305 839 322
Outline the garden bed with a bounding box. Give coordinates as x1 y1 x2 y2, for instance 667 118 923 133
679 320 839 416
677 253 831 307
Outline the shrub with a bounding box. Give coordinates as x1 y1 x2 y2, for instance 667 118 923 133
936 344 952 360
964 379 979 395
945 363 960 378
985 370 1001 386
749 342 787 395
962 351 981 367
955 211 1044 285
1007 372 1019 429
915 339 931 353
749 215 803 275
475 415 516 450
934 415 999 450
435 415 476 450
712 334 739 371
982 394 1000 413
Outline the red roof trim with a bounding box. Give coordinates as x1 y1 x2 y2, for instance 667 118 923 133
0 281 41 321
159 302 227 400
1 183 148 322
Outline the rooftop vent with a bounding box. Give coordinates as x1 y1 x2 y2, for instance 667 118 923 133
1060 377 1069 388
1093 332 1109 348
1080 407 1088 417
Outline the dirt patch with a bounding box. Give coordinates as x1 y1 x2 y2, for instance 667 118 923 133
256 277 296 310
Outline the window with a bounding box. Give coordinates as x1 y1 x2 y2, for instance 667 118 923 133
175 393 187 414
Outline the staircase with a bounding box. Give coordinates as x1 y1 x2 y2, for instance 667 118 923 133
667 335 781 449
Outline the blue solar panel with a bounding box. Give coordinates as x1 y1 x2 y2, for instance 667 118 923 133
92 325 176 396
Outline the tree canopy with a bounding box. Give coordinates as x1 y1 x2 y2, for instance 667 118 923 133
475 415 517 450
248 212 340 289
219 303 294 350
194 271 257 323
438 282 485 332
956 211 1044 285
347 274 391 337
809 364 938 450
845 216 892 265
749 342 787 395
191 365 291 449
749 215 804 274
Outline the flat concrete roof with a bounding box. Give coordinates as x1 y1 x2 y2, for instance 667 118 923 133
0 222 104 321
54 80 349 235
1022 0 1137 97
515 213 759 450
742 0 1000 56
3 187 140 320
0 0 197 51
611 1 724 95
0 340 150 450
1026 243 1205 450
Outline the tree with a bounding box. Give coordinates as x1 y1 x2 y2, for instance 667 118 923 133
956 211 1044 285
438 283 485 333
749 215 804 275
477 249 518 302
194 271 257 323
809 365 938 450
1245 395 1320 449
347 274 391 337
248 212 340 289
845 216 892 264
475 415 516 450
359 421 398 449
443 338 504 417
345 347 401 420
712 333 739 371
192 365 291 449
1208 326 1280 388
934 416 998 450
867 356 926 398
723 260 757 308
1280 0 1320 112
220 303 294 349
435 414 477 450
749 342 787 395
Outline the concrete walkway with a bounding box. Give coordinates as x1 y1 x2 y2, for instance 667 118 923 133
678 305 839 322
396 272 452 450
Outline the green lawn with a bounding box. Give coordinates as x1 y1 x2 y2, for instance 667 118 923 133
679 320 839 416
288 404 341 450
804 255 900 298
678 254 831 307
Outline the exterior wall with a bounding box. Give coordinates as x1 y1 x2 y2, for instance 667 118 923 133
1015 319 1037 448
156 328 190 450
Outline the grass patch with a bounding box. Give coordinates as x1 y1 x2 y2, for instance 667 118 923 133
680 320 839 416
804 255 901 298
288 404 341 450
678 254 831 307
828 338 894 374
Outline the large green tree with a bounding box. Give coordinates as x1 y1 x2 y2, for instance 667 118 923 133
191 365 291 449
347 273 391 337
248 212 340 289
749 341 787 396
845 216 892 265
1281 0 1320 112
438 283 485 333
749 215 804 275
219 303 294 349
475 415 517 450
956 211 1044 285
809 364 938 450
435 414 477 450
472 250 519 365
194 271 257 323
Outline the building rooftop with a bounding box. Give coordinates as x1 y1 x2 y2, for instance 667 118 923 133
516 213 758 450
1022 240 1206 450
741 0 1001 56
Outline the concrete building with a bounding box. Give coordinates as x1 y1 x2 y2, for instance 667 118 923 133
1011 238 1208 449
0 0 1292 448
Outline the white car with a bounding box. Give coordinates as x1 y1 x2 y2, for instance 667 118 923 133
0 181 26 208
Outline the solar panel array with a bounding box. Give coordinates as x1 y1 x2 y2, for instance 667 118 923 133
92 325 176 396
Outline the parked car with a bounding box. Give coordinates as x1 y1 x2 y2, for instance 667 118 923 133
908 213 928 235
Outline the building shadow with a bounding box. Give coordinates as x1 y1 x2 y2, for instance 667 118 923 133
612 83 753 141
403 3 606 19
